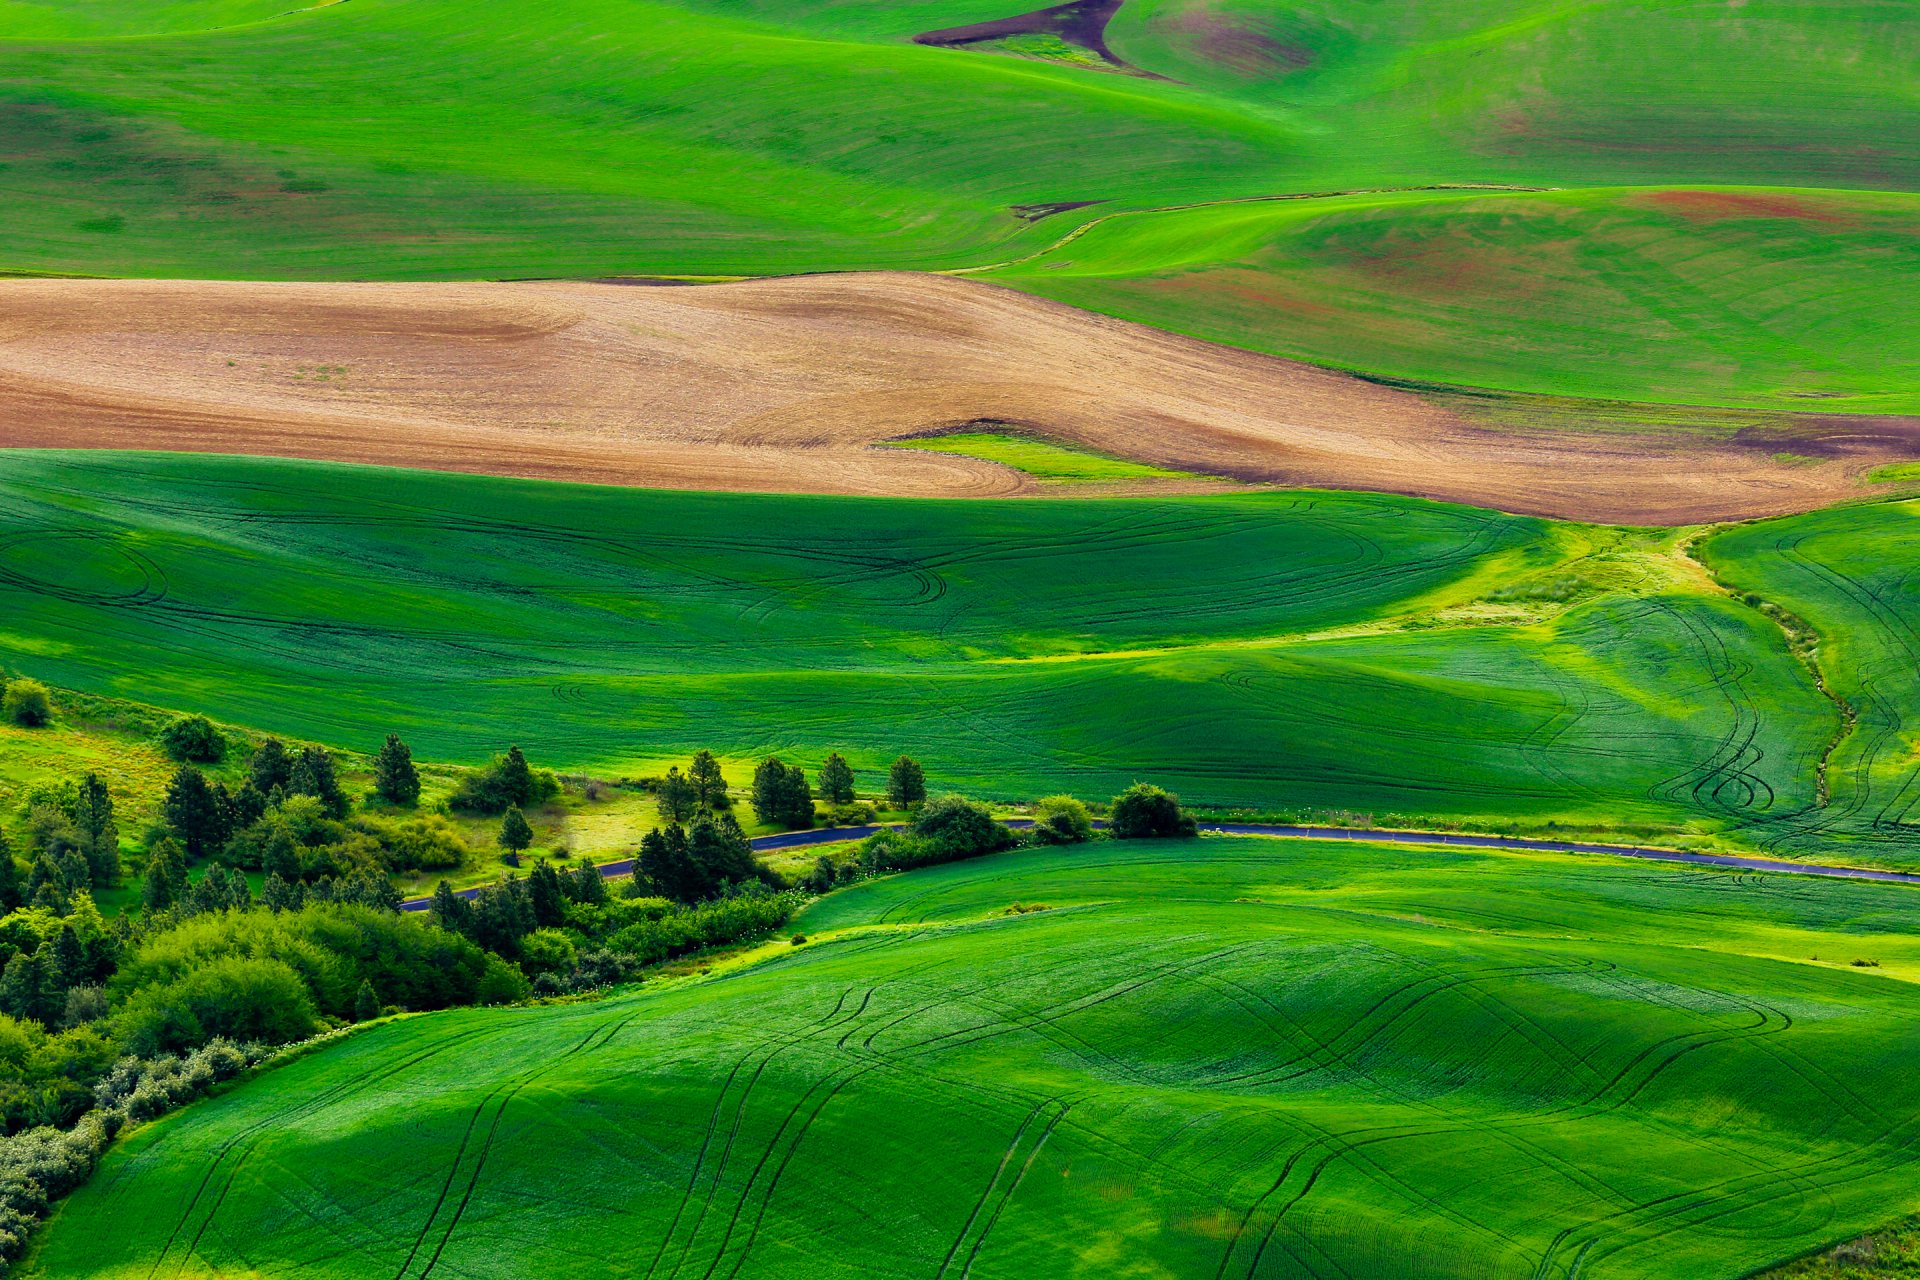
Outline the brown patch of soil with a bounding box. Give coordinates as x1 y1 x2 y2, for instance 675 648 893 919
1640 189 1848 224
916 0 1165 77
1152 8 1311 77
1011 200 1106 222
0 272 1905 524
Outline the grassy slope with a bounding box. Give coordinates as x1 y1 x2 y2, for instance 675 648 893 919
31 836 1920 1279
0 0 1914 409
986 186 1920 415
1701 501 1920 861
0 451 1844 849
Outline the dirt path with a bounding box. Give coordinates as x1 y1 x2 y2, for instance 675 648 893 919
0 272 1893 522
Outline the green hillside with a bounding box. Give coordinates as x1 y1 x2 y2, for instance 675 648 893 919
0 450 1849 847
984 186 1920 415
0 0 1915 407
32 836 1920 1279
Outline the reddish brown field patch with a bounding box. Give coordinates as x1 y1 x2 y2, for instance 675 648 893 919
0 272 1903 524
1639 189 1849 224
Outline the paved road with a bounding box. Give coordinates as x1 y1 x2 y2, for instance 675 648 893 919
398 819 1920 911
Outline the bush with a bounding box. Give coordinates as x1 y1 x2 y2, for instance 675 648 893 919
1108 783 1197 839
911 796 1016 859
605 891 799 967
110 956 318 1056
1029 795 1094 844
159 716 225 764
2 681 51 729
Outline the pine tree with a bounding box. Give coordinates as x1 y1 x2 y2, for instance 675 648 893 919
261 871 300 913
230 781 268 830
689 750 727 808
353 979 380 1023
751 758 789 826
689 813 757 890
499 806 534 854
887 756 927 809
0 831 22 913
28 855 70 915
264 827 302 883
778 767 814 830
0 952 47 1024
500 746 536 809
567 863 608 905
49 926 84 994
374 733 421 806
162 766 227 859
638 826 706 903
819 753 856 806
290 747 350 819
528 860 565 928
431 880 473 936
140 854 175 914
72 773 119 887
656 767 698 824
250 738 294 794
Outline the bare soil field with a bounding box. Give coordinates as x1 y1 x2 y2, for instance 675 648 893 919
0 272 1898 522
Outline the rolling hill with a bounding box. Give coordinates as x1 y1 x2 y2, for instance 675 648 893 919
31 835 1920 1279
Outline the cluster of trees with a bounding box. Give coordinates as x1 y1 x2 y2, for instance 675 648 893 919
449 745 556 815
746 752 929 830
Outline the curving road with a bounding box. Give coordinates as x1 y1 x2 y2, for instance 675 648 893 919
398 820 1920 911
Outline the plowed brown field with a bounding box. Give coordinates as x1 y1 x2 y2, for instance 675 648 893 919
0 272 1892 521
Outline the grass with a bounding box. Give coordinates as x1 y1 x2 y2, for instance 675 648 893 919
29 835 1920 1278
0 450 1861 854
882 430 1206 483
0 0 1914 409
986 186 1920 416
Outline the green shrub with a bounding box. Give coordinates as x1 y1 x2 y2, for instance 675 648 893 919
110 956 318 1056
911 796 1015 858
1030 795 1093 844
158 716 225 764
2 681 51 729
1108 783 1197 839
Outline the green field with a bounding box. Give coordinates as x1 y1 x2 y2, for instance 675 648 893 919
985 186 1920 415
31 835 1920 1279
0 0 1915 408
0 450 1858 850
884 431 1206 483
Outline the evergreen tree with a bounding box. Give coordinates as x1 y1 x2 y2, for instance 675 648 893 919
140 855 176 914
688 813 758 891
374 733 421 806
689 750 727 808
499 806 534 854
48 926 84 995
0 951 51 1024
887 756 927 809
751 758 789 826
528 860 565 928
471 876 534 954
162 765 228 860
28 855 70 915
353 979 380 1023
264 827 302 883
431 880 474 937
567 863 608 905
289 747 350 819
638 826 706 903
500 746 536 809
656 767 698 824
261 871 300 913
819 753 856 806
778 767 815 830
230 781 268 831
72 773 119 887
250 738 294 794
0 830 21 913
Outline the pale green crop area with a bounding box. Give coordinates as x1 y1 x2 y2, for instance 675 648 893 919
14 451 1920 863
32 836 1920 1279
884 431 1204 483
0 0 1914 407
